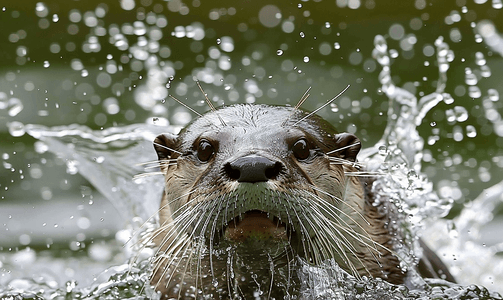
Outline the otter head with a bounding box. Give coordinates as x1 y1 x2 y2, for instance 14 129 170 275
150 104 400 297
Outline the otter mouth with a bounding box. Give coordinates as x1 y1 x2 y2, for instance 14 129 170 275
222 210 290 242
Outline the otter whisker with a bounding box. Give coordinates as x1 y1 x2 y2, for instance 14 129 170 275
296 189 378 274
131 189 199 244
267 253 275 300
326 141 361 155
292 84 350 126
285 196 323 265
197 81 227 126
154 201 211 294
153 141 183 155
135 158 177 167
308 186 371 227
344 171 385 177
299 198 368 278
328 157 365 168
281 86 312 126
304 188 405 274
309 205 375 277
132 171 165 180
168 94 203 117
128 190 201 274
142 162 177 170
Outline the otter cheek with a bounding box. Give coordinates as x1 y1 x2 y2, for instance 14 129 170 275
224 213 287 242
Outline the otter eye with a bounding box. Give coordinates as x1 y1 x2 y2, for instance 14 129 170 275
292 139 310 160
197 140 214 162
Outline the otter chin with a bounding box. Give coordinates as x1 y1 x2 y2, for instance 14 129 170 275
148 103 454 299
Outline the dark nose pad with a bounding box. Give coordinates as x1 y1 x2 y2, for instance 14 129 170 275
224 154 282 182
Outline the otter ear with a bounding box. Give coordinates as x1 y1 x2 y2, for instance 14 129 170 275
154 133 179 161
333 133 361 162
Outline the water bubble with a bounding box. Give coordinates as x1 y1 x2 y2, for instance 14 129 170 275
276 49 283 56
303 56 310 63
299 31 305 38
216 38 221 45
493 0 503 9
43 60 50 68
325 22 331 28
52 14 59 22
334 42 340 49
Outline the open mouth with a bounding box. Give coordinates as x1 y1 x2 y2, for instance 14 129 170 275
222 210 289 242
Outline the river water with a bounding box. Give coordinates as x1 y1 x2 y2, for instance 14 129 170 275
1 1 503 299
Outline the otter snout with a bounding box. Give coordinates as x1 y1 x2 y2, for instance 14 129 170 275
224 154 283 182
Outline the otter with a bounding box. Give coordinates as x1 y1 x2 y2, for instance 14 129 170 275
148 103 454 299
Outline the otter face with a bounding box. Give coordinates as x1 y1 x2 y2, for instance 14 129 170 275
150 104 401 297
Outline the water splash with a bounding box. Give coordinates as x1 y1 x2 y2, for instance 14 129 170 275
2 0 503 299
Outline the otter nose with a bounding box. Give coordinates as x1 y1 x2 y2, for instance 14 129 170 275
225 154 282 182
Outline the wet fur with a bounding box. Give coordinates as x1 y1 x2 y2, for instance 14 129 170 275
146 104 450 298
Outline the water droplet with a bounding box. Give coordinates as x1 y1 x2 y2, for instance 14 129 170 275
445 109 456 123
454 106 468 122
8 121 25 137
378 145 387 156
464 68 478 85
443 93 454 104
480 65 491 77
468 86 481 98
6 98 23 117
475 51 486 65
466 125 477 138
35 2 49 18
488 88 499 101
